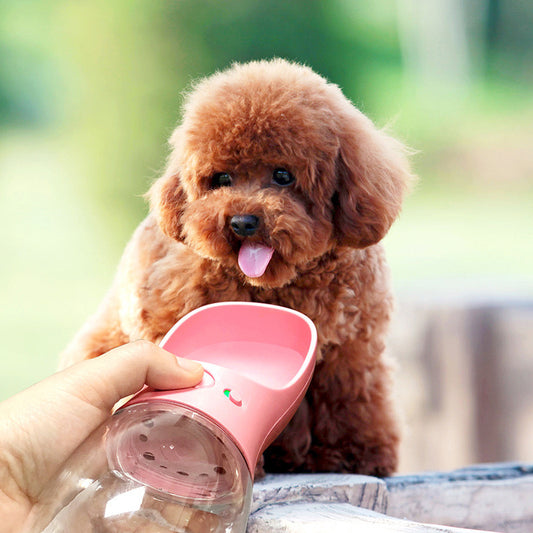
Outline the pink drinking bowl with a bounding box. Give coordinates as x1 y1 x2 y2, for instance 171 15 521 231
105 302 317 522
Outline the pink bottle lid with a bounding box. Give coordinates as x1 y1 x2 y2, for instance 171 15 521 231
124 302 317 476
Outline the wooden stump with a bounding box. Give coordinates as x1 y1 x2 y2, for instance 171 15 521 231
249 464 533 532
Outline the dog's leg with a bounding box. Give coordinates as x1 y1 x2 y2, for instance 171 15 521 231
264 340 400 477
262 398 312 473
59 285 128 369
304 340 400 476
59 217 172 369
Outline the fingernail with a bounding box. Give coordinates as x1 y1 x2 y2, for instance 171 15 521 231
177 357 203 374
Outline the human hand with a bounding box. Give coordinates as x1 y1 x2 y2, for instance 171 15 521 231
0 341 203 533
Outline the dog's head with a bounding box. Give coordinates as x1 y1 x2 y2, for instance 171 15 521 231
150 59 413 288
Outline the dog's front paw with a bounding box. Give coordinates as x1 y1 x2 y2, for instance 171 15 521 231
253 454 266 479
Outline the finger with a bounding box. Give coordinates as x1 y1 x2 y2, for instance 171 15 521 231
58 340 203 412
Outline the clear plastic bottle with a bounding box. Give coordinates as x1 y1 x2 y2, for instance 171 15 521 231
31 302 317 532
37 403 252 533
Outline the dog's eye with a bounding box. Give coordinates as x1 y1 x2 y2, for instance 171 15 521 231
272 168 295 187
211 172 232 188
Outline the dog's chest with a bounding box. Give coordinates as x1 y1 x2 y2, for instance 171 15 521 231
128 245 371 353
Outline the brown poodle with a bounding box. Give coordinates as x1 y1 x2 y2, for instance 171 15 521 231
61 59 413 477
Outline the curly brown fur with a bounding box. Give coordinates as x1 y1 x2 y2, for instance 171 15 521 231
61 59 413 477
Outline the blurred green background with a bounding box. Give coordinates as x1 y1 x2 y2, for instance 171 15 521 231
1 0 532 401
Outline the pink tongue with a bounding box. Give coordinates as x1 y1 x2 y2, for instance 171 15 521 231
238 242 274 278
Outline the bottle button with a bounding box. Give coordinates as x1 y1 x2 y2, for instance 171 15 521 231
229 391 242 407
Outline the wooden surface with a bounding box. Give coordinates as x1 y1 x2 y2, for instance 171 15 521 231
249 463 533 532
386 464 533 533
249 503 491 533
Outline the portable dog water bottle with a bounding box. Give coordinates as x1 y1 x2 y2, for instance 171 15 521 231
42 302 316 532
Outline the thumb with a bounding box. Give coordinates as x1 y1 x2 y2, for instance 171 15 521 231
57 340 204 413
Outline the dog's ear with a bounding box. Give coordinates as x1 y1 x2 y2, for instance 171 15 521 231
147 128 187 242
334 109 413 248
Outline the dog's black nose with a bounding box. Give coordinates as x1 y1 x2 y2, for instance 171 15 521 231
230 214 259 236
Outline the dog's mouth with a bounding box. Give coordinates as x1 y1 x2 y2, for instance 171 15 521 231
237 241 275 278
